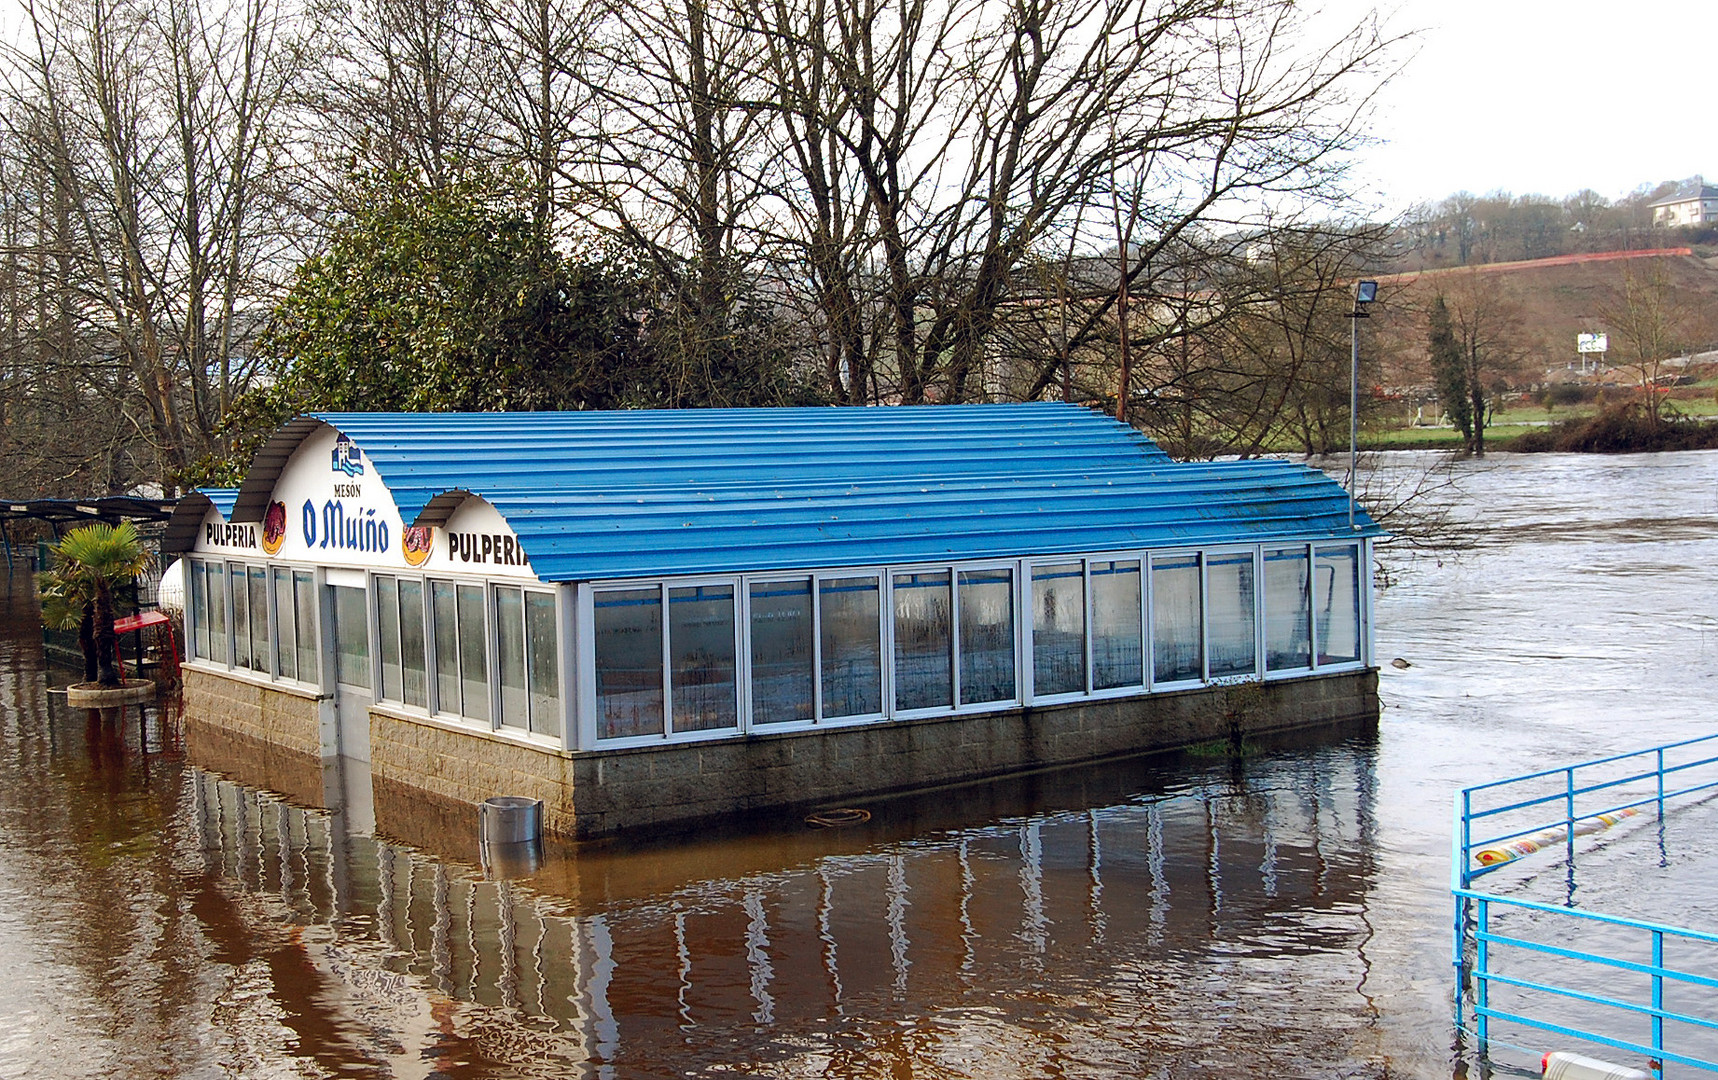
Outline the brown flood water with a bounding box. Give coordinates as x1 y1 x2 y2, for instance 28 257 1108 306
3 450 1717 1079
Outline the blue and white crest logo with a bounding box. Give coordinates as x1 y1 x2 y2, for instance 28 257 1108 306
332 434 364 477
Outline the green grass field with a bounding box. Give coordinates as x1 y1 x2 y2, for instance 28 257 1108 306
1360 425 1540 450
1360 390 1718 450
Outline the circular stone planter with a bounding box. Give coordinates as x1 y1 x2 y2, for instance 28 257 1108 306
65 679 156 707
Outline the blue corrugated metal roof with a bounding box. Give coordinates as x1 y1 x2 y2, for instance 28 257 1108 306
248 404 1378 581
203 488 239 518
162 488 241 558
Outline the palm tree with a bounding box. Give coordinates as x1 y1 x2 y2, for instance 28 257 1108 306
38 568 98 682
48 522 152 687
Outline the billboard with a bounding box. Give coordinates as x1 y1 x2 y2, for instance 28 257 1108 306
1577 333 1608 353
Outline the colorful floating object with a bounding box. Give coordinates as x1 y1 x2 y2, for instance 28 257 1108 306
1475 808 1642 867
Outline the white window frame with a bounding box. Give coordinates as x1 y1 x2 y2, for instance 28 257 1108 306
740 573 819 732
1260 541 1317 681
1310 541 1367 673
1202 545 1263 684
1085 553 1148 699
423 574 496 729
1023 555 1094 706
1147 549 1206 691
953 561 1022 712
571 539 1372 749
887 563 959 719
489 580 565 744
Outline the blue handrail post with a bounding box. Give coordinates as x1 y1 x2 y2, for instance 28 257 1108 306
1652 928 1664 1080
1453 795 1467 1022
1476 898 1490 1057
1461 788 1472 889
1657 747 1666 822
1565 766 1577 867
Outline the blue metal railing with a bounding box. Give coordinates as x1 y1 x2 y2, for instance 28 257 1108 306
1453 734 1718 1076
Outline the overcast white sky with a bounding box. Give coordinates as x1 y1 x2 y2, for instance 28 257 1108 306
1343 0 1717 210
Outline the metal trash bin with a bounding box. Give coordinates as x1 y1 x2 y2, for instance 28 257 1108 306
479 796 543 845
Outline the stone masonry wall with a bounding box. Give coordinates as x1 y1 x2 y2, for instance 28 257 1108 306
183 666 322 757
567 670 1378 838
367 710 579 836
181 666 326 807
182 665 1377 842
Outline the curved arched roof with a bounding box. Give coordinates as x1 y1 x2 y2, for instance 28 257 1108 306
162 489 238 557
220 403 1381 581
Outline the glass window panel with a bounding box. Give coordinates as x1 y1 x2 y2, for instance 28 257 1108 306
595 587 664 739
457 584 489 722
209 564 227 664
376 576 401 702
399 579 427 708
229 566 250 670
1315 545 1362 665
294 572 317 683
750 579 813 725
1151 555 1202 683
959 569 1015 705
670 585 737 732
1207 552 1257 678
332 584 370 689
1032 563 1086 696
496 586 528 730
249 567 268 674
526 591 560 738
893 571 952 711
273 568 296 681
820 577 881 719
1264 547 1312 672
432 581 459 713
191 561 209 660
1091 560 1143 690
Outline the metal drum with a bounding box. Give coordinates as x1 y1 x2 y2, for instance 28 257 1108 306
479 796 543 845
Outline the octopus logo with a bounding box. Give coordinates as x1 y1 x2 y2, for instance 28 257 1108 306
261 501 288 556
401 525 434 567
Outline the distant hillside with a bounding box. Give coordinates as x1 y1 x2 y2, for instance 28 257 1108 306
1386 181 1718 273
1363 250 1718 387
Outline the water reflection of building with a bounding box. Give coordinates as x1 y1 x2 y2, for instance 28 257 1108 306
189 743 1379 1076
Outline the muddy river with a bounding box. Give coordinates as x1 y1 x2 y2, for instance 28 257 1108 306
2 450 1716 1079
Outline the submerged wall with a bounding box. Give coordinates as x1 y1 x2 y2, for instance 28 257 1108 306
182 667 327 808
557 670 1378 839
184 666 1377 840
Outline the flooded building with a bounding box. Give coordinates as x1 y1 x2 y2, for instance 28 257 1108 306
170 404 1382 838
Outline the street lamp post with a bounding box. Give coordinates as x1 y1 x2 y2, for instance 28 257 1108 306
1348 280 1378 530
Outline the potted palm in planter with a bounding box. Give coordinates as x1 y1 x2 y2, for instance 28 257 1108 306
40 521 157 706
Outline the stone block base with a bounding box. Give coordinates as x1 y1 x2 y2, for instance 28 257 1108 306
564 670 1378 839
176 667 1378 842
183 666 322 757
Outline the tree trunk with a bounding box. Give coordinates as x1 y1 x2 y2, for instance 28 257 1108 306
78 604 98 683
1470 379 1486 457
92 579 120 687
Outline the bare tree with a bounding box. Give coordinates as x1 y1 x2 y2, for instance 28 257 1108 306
473 0 594 225
0 0 308 491
0 0 1405 490
569 0 783 393
1426 271 1527 456
1600 262 1700 429
740 0 1397 407
305 0 501 193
